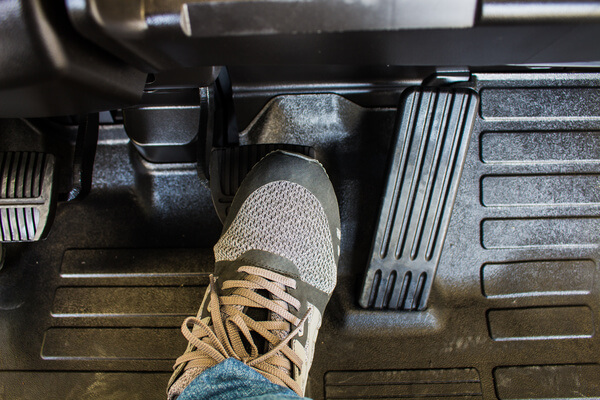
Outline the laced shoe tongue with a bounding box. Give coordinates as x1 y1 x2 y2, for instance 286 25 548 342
217 262 293 352
227 287 291 355
242 289 270 352
171 266 306 398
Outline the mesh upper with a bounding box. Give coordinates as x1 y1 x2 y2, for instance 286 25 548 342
214 180 336 294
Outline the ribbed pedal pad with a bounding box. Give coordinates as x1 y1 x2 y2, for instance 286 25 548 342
359 87 478 310
210 144 315 223
0 152 56 242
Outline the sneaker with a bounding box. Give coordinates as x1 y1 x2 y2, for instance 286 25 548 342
167 150 341 399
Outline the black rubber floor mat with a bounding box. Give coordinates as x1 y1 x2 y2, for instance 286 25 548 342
230 87 600 399
325 369 483 399
2 75 600 399
309 73 600 400
359 88 478 310
0 128 221 399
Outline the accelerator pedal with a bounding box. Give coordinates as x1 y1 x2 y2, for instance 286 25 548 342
210 144 314 223
0 152 56 242
359 87 478 310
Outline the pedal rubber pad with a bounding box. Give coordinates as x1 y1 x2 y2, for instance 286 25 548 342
0 152 56 242
359 88 478 310
210 144 315 223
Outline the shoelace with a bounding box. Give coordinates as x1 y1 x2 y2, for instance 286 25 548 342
174 266 311 396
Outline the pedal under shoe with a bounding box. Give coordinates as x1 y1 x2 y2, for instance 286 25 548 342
167 151 341 399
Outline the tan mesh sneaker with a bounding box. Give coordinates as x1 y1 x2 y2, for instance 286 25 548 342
167 151 341 399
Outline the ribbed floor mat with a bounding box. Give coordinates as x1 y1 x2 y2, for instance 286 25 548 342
0 128 221 399
1 72 600 399
325 369 483 399
312 72 600 400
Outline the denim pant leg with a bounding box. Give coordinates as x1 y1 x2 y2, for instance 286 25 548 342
177 358 311 400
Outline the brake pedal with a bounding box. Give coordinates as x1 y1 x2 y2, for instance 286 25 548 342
209 144 315 223
0 152 56 242
359 87 478 311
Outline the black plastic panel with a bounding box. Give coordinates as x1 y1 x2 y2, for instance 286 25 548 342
0 0 146 118
124 89 201 163
181 0 476 36
481 0 600 23
65 1 600 70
